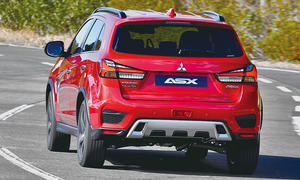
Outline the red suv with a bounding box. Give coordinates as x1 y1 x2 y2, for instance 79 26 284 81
45 7 262 174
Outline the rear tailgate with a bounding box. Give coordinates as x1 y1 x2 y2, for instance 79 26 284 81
114 56 248 103
109 20 249 103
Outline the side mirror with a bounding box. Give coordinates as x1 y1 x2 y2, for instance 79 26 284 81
45 41 65 57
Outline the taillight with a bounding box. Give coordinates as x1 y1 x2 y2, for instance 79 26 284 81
97 59 145 80
216 64 257 83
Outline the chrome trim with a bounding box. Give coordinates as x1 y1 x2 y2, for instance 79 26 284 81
177 62 187 71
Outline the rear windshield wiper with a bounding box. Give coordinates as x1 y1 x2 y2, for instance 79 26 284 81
178 49 216 57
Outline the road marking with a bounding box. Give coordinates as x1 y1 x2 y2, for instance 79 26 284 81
41 62 55 67
295 106 300 112
257 67 300 74
258 78 273 83
0 148 63 180
0 54 3 57
0 42 41 49
0 104 34 121
292 117 300 136
0 101 63 179
276 86 292 93
292 96 300 102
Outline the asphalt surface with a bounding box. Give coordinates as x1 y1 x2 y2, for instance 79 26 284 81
0 44 300 180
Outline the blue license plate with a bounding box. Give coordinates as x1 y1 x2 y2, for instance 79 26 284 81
155 75 207 87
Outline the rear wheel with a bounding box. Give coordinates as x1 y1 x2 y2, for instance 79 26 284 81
46 91 70 152
260 99 263 129
77 100 106 168
227 140 259 174
185 146 208 161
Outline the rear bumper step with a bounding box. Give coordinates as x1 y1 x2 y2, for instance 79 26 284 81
126 119 232 141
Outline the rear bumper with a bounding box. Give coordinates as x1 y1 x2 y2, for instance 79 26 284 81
97 98 260 134
90 124 259 143
88 84 261 135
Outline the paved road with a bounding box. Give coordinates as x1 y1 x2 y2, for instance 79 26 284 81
0 44 300 180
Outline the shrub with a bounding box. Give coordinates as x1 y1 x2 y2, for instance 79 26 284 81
259 21 300 61
0 0 109 34
0 0 299 62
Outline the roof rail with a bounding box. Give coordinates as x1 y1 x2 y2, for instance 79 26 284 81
93 7 127 18
201 11 225 22
184 11 198 16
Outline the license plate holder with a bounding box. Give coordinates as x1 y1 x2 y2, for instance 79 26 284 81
155 75 207 87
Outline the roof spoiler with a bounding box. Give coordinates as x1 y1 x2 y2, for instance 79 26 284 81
201 11 225 22
93 7 127 18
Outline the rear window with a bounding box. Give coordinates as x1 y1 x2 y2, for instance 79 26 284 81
112 22 243 58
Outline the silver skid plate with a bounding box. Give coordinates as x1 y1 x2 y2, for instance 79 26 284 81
126 119 232 141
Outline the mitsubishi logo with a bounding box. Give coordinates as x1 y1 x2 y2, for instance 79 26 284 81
177 62 186 71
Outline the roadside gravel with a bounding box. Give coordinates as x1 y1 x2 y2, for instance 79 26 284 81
0 28 72 49
252 60 300 70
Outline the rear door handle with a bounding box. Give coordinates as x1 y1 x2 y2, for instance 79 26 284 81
80 65 86 70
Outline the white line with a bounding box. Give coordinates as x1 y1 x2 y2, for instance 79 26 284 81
276 86 292 93
292 117 300 136
258 78 273 83
257 67 300 74
41 62 55 67
0 148 63 180
0 104 34 120
295 106 300 112
0 102 63 179
0 42 41 49
292 96 300 102
0 54 4 57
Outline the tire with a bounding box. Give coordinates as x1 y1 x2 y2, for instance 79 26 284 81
260 99 263 129
77 100 106 168
46 91 70 152
227 140 260 174
185 146 208 161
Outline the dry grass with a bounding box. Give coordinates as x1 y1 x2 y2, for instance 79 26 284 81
0 28 73 48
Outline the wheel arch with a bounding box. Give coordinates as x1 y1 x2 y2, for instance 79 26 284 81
46 79 54 110
76 87 90 126
257 89 263 129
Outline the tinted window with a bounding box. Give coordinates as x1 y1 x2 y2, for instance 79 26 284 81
69 19 94 55
95 24 105 50
113 22 243 58
83 20 104 52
